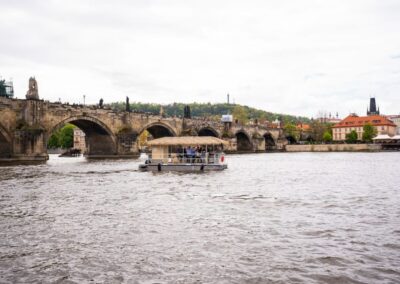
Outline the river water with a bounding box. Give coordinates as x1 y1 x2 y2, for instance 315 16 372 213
0 153 399 283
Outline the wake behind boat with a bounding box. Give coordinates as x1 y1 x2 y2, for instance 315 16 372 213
139 136 228 172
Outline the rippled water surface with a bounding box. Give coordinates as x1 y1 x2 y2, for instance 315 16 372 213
1 153 400 283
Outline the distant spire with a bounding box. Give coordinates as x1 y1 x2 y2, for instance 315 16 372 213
367 97 379 116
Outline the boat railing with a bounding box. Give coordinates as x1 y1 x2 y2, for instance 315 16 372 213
146 152 225 165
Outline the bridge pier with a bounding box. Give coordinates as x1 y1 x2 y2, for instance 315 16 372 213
0 129 49 164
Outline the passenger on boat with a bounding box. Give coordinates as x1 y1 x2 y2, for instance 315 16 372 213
200 150 206 163
177 146 184 162
183 147 187 162
171 153 179 164
187 146 195 162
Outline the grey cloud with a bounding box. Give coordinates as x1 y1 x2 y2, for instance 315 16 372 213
1 0 400 117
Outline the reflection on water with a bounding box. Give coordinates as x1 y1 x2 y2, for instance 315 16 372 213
1 153 400 283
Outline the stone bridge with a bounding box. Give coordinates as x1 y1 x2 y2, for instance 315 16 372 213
0 97 285 162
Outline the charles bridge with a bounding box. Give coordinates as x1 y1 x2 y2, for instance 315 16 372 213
0 95 285 163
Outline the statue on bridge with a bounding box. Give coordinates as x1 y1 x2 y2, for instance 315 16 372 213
184 105 191 119
99 98 104 108
26 77 39 100
126 96 130 112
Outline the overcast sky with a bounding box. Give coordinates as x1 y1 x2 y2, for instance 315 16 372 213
1 0 399 118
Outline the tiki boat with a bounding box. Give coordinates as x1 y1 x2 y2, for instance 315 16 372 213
139 136 228 172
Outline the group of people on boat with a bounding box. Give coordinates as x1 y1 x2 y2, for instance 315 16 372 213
140 136 228 171
172 145 222 164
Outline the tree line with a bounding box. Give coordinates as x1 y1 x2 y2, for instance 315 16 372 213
107 102 310 124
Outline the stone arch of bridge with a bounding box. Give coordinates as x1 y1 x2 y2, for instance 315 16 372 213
47 115 117 156
197 126 220 137
139 122 177 139
263 132 276 151
235 130 252 152
0 123 12 158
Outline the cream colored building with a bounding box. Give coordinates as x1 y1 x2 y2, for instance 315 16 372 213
387 115 400 134
332 114 397 141
73 128 87 153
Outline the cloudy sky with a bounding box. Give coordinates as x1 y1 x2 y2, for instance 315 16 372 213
1 0 399 118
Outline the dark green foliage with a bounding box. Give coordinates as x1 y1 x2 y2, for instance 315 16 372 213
346 130 358 143
47 130 60 148
284 122 299 142
107 102 310 124
59 124 74 148
0 80 7 97
47 124 75 149
308 121 333 142
362 123 377 142
322 131 332 142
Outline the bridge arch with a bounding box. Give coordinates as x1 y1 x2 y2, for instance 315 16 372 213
235 130 253 152
139 122 177 139
264 132 276 151
197 127 219 137
47 115 117 156
0 123 12 158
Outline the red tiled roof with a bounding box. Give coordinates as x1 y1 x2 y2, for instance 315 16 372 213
296 123 310 130
332 114 396 128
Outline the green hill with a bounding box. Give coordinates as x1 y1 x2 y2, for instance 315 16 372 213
108 102 310 124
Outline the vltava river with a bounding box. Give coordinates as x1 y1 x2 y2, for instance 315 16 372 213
1 153 399 283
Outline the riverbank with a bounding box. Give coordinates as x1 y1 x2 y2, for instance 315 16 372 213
285 143 382 152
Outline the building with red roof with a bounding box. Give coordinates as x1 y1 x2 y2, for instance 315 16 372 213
332 114 396 141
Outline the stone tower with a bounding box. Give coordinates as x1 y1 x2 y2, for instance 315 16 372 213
26 77 39 100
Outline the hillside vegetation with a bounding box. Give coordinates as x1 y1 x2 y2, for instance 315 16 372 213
108 102 310 124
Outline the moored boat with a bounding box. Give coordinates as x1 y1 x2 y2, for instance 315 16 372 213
139 136 228 172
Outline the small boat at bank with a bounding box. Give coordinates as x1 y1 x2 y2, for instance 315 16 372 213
139 136 228 172
59 148 81 157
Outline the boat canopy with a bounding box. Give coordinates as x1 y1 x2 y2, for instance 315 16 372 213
147 136 229 146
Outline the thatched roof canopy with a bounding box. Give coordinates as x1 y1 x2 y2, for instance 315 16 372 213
147 136 229 146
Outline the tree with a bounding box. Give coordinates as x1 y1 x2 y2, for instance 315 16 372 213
48 124 76 149
362 123 377 142
322 131 332 143
308 120 333 143
346 130 358 143
47 130 61 148
232 105 249 125
284 122 299 143
0 80 7 97
59 124 75 148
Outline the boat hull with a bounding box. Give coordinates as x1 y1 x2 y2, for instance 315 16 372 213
139 163 227 172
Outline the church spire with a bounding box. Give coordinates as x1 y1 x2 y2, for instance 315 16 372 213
367 97 379 116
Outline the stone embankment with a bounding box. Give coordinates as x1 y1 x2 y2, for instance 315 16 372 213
285 144 382 152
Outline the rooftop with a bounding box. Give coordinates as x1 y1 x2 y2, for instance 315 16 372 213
332 114 396 128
